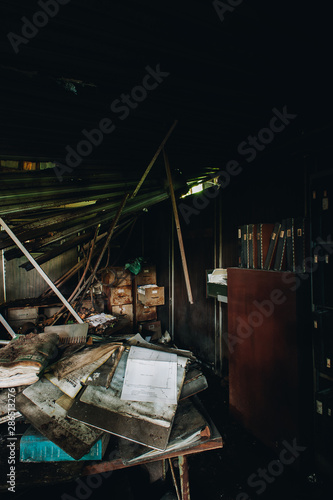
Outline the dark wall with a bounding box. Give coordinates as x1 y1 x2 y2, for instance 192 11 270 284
124 147 314 370
172 200 217 365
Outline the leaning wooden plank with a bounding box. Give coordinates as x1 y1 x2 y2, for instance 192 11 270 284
131 120 178 198
163 149 193 304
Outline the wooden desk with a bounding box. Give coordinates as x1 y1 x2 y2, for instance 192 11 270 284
0 398 223 500
83 423 223 500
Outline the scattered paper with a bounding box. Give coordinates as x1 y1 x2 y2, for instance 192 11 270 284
85 313 116 327
45 350 114 398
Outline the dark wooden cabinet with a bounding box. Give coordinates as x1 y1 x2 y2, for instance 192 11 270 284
227 268 313 459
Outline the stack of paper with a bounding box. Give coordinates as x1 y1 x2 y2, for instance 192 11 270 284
0 332 59 388
12 335 210 462
68 346 188 450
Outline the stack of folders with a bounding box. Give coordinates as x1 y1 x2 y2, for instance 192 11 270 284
238 218 307 272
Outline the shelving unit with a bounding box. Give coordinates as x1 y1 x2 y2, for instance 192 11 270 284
310 170 333 476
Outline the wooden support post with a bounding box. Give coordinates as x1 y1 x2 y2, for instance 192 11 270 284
131 120 178 198
163 149 194 304
0 217 83 324
168 458 181 500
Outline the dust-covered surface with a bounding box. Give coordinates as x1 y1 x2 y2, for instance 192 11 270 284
15 379 103 460
0 333 59 366
50 342 123 380
0 333 59 388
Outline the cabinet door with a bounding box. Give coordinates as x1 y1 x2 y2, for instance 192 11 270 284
227 268 312 451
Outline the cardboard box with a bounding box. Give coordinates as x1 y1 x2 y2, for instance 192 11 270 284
7 306 39 330
111 304 133 322
137 285 164 306
102 267 132 287
109 285 132 306
135 303 157 322
138 321 162 340
136 265 156 285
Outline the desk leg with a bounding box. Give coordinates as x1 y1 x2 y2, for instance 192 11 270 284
168 458 181 500
178 455 190 500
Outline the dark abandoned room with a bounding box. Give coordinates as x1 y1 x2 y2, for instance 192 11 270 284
0 1 332 499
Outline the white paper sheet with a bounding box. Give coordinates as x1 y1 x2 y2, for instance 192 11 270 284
121 346 177 404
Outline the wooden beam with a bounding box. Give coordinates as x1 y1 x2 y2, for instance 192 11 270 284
163 149 193 304
131 120 178 198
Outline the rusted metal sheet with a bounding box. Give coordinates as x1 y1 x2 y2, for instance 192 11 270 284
19 232 94 271
0 217 83 323
4 249 78 301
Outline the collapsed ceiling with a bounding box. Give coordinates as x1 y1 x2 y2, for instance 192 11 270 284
0 0 332 267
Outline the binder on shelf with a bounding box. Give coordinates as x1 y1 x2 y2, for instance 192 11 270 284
263 223 281 270
313 245 333 309
294 217 306 272
248 224 258 269
237 226 242 267
273 219 287 271
257 223 275 269
238 225 248 268
313 309 333 377
315 388 333 454
285 218 295 271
